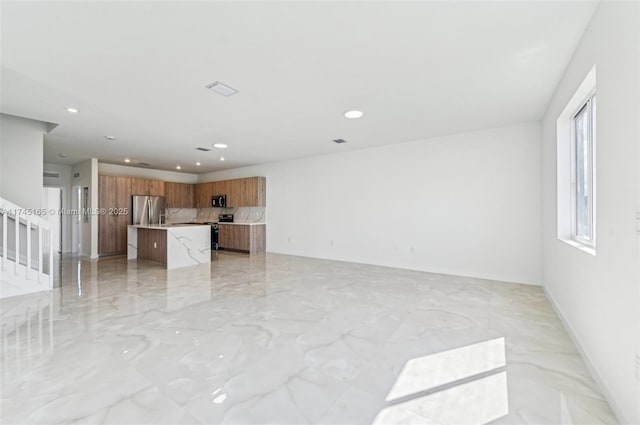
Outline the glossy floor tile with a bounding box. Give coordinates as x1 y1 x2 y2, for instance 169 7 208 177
1 253 617 424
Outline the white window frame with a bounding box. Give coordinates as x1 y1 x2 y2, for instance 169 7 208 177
556 65 596 255
570 92 596 247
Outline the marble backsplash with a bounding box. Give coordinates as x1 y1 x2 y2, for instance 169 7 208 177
165 207 265 224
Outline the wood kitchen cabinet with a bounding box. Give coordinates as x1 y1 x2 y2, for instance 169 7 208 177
131 178 165 197
98 175 132 255
218 224 265 254
224 177 265 207
99 175 164 256
136 228 167 264
148 179 165 196
194 182 213 208
198 177 266 207
165 182 194 208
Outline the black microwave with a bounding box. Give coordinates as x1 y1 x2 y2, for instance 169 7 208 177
211 194 226 208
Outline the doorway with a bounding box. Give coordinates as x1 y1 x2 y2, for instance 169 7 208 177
71 186 83 254
42 187 62 253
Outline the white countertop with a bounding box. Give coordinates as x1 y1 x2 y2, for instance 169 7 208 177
215 222 265 226
129 224 209 230
164 221 266 226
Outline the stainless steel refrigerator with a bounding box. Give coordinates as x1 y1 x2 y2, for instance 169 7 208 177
131 195 165 226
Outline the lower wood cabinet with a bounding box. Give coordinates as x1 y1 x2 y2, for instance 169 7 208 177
137 228 167 264
218 224 265 254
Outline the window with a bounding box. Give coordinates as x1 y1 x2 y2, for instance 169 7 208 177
556 66 596 254
571 94 596 246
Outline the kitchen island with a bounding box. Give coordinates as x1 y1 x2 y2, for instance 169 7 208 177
127 224 211 269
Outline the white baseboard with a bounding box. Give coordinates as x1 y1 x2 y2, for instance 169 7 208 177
543 286 629 424
266 249 540 286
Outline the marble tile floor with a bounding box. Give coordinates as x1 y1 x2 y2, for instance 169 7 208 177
0 253 618 425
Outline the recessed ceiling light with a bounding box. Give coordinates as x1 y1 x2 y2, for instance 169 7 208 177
66 107 78 114
213 143 227 149
124 158 131 163
196 162 201 166
105 135 116 141
205 81 238 97
176 165 182 170
58 153 68 158
344 110 364 119
220 157 225 161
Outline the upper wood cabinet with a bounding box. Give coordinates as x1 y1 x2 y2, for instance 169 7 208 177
194 182 213 208
198 176 265 207
148 179 165 196
165 182 194 208
131 178 165 196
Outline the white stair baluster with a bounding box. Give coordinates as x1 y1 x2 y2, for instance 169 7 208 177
38 226 43 284
15 216 20 273
49 229 53 288
26 219 31 279
2 212 7 271
0 198 54 297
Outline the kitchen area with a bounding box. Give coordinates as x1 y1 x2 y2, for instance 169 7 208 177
98 175 266 269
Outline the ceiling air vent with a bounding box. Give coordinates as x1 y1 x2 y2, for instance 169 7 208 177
137 162 151 166
205 81 238 97
44 172 60 178
333 139 347 144
195 147 211 152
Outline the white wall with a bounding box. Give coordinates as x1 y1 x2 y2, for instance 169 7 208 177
99 163 198 183
0 114 47 209
72 158 99 259
43 163 72 253
200 122 542 285
541 2 639 423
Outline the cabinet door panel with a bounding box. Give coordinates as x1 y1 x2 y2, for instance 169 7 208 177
99 175 117 254
166 183 194 208
148 179 165 196
193 184 201 208
115 177 131 252
201 183 213 208
131 178 148 196
218 224 232 248
236 225 250 251
183 184 194 208
165 182 179 208
222 180 235 207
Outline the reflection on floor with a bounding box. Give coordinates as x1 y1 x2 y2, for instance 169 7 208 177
1 253 618 424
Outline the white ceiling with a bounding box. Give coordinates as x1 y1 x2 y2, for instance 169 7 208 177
1 1 598 174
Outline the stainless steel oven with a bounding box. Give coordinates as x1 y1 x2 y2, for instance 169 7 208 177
204 222 219 250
